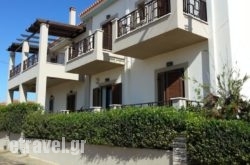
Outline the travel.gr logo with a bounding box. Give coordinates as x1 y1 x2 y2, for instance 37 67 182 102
9 137 86 155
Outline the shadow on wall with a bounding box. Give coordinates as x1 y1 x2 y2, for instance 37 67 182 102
81 144 172 164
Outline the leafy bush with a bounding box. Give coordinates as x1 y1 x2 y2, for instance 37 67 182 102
23 107 202 149
187 119 250 164
23 107 250 164
0 102 43 134
0 104 7 131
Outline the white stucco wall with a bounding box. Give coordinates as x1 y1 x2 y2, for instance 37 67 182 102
207 0 250 98
227 0 250 98
45 80 89 112
85 0 142 32
123 41 209 104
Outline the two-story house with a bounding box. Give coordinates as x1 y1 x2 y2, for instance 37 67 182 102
6 0 250 112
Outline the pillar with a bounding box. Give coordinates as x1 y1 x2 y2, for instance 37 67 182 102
95 29 103 59
21 41 29 72
8 52 15 78
19 84 27 103
6 90 14 104
36 23 49 107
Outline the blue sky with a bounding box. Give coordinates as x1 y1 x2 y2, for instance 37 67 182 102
0 0 96 102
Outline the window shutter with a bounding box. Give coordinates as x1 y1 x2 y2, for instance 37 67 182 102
93 87 101 106
112 83 122 104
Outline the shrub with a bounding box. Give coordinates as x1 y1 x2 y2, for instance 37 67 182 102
187 119 250 164
23 107 202 149
23 107 250 164
0 104 7 131
1 102 43 134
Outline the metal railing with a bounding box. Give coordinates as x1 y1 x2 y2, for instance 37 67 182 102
23 54 38 71
183 0 207 21
9 63 21 78
68 34 95 61
118 0 171 37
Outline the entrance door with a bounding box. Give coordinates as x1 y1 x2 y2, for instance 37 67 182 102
92 83 122 108
67 93 76 112
157 68 184 105
102 21 112 50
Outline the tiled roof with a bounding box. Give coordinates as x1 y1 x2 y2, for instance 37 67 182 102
80 0 105 17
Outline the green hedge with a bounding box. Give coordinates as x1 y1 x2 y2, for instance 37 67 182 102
12 106 250 164
24 107 199 149
187 119 250 164
0 102 42 133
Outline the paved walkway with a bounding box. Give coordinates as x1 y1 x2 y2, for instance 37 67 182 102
0 151 55 165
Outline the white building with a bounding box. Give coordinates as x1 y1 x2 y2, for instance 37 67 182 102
6 0 250 112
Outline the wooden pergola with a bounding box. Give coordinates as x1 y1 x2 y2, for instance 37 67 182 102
7 42 39 53
27 18 85 38
7 18 86 52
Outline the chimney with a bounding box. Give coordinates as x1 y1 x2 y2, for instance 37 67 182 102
69 7 76 25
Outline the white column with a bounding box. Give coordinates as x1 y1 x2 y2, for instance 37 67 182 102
36 23 49 107
112 18 118 42
64 46 69 64
19 84 27 102
8 51 15 78
6 90 14 104
21 41 29 72
95 29 103 59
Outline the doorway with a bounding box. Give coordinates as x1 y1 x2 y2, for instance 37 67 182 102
93 83 122 108
102 21 113 50
157 68 185 105
67 93 76 112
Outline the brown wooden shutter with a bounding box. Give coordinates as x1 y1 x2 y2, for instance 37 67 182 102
102 21 112 50
93 87 102 106
157 72 165 104
166 69 184 101
199 0 207 21
112 83 122 104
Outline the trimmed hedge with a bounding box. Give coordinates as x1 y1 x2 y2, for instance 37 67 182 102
23 107 200 149
187 119 250 164
8 106 250 164
0 102 42 133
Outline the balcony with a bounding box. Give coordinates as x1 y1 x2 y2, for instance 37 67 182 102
23 54 38 71
113 0 208 59
66 30 125 75
9 63 21 79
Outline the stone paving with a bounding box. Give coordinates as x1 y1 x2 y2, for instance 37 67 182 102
0 151 54 165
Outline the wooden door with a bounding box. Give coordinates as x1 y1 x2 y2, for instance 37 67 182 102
102 21 112 50
165 69 184 101
67 94 76 112
157 68 184 104
93 87 102 106
112 83 122 104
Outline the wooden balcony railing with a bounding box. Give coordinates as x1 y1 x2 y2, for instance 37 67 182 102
183 0 207 21
9 63 21 78
68 34 95 61
23 54 38 71
118 0 171 37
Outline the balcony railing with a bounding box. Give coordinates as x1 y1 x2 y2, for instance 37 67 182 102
183 0 207 21
68 34 95 61
23 54 38 71
118 0 171 37
9 63 21 78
